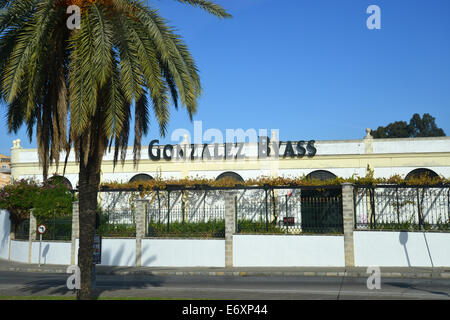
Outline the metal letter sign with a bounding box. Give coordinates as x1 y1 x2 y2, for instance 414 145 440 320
148 139 317 161
93 235 102 265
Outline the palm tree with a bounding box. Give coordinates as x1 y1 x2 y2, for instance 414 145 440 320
0 0 230 299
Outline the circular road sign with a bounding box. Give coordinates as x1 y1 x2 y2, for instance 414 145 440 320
37 224 47 235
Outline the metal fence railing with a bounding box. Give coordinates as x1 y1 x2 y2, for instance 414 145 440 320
354 185 450 231
98 209 136 237
146 190 226 238
14 220 29 240
235 186 343 234
142 186 344 237
11 184 450 241
37 215 72 241
97 190 137 237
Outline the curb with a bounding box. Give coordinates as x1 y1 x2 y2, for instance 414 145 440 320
1 265 449 279
1 267 68 274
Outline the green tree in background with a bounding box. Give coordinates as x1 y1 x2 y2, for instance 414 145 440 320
372 113 446 138
0 0 230 299
372 120 410 138
408 113 446 137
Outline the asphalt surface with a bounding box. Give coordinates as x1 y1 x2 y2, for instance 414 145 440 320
1 270 450 300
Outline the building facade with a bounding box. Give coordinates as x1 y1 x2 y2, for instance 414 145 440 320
0 154 11 188
9 130 450 188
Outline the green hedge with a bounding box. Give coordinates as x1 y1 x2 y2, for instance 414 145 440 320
146 219 288 238
147 220 225 238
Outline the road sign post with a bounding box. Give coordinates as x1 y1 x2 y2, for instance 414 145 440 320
37 224 47 267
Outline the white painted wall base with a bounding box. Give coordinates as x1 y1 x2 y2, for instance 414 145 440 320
233 235 346 267
3 213 450 267
73 238 225 267
74 238 137 266
31 241 71 265
10 240 28 263
354 231 450 267
141 239 225 267
0 210 10 259
99 239 136 267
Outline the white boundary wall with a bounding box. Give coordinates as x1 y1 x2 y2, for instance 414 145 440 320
3 234 450 267
354 231 450 267
141 239 225 267
10 240 28 263
30 241 71 265
4 205 450 267
98 239 136 267
74 239 137 267
74 238 225 267
233 235 346 267
0 210 10 259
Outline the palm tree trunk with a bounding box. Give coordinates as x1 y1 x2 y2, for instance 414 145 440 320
76 142 102 300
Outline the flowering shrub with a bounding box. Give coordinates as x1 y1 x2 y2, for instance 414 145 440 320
0 179 39 225
0 178 73 226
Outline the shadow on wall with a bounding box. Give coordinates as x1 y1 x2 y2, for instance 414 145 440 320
422 232 434 268
142 244 157 266
399 231 411 267
41 244 49 265
101 243 134 267
0 211 10 257
100 242 157 267
399 231 435 267
0 229 9 255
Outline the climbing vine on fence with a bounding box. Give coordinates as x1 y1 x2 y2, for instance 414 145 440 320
100 173 450 198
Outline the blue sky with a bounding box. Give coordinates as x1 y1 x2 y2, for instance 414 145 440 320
0 0 449 155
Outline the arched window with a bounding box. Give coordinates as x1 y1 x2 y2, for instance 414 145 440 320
216 172 244 182
129 174 154 183
306 170 337 181
405 168 439 180
46 175 73 190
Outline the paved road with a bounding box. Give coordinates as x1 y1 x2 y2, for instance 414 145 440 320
0 271 450 300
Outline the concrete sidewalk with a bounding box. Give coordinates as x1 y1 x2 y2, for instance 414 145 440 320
1 258 450 279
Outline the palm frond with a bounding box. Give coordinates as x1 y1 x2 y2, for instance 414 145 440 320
0 0 230 172
173 0 232 18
